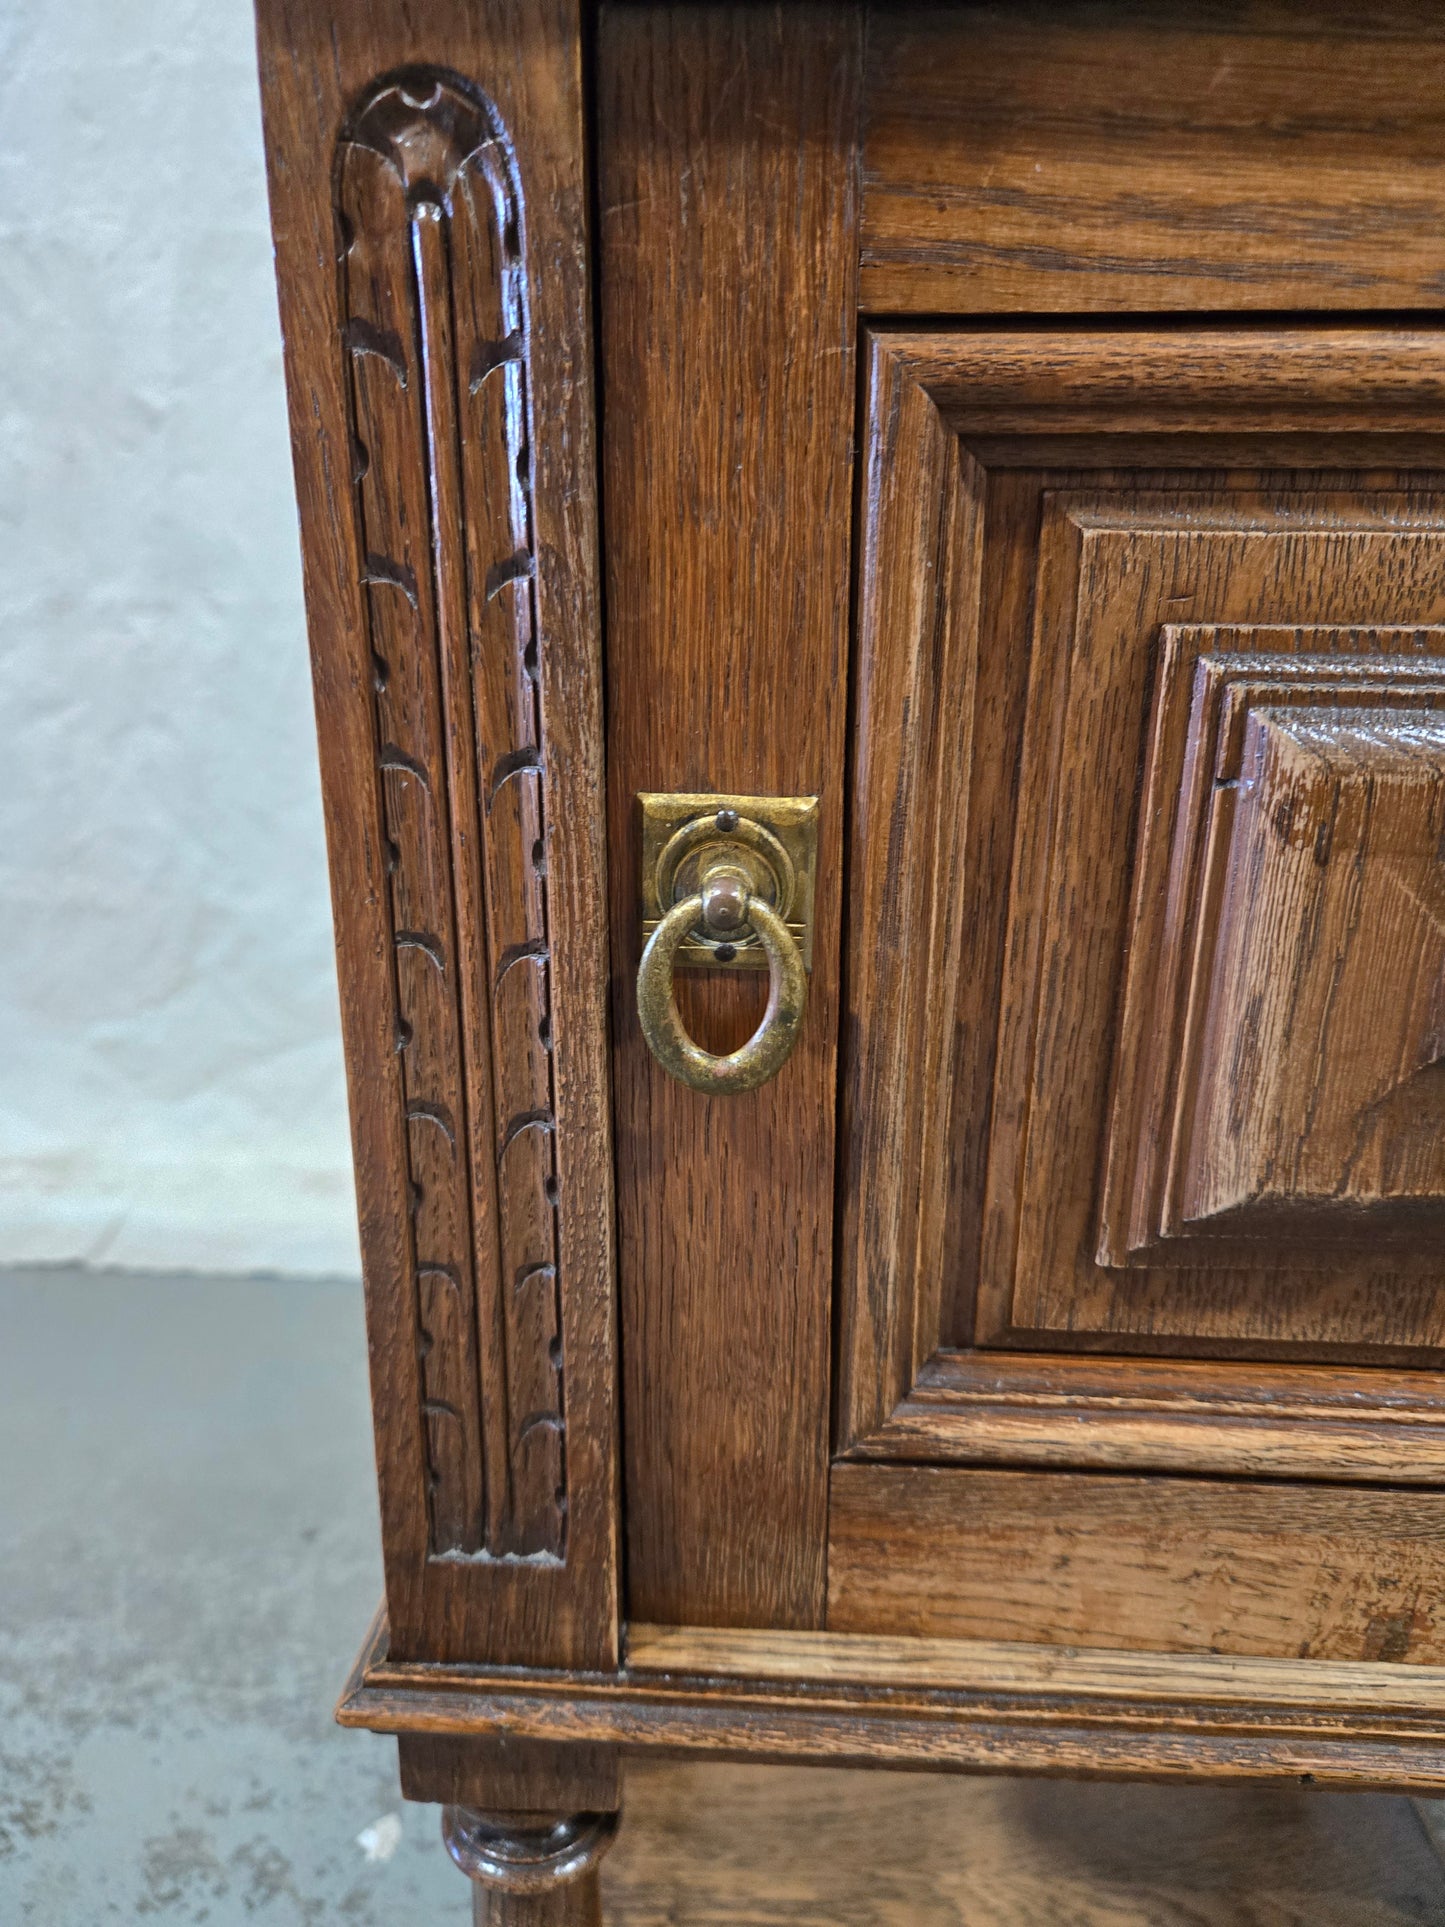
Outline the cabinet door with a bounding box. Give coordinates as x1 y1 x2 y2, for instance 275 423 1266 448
833 327 1445 1661
601 2 1445 1656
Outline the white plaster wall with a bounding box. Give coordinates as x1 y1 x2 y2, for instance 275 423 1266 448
0 0 360 1274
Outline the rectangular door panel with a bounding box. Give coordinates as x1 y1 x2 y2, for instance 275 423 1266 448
1102 628 1445 1268
987 499 1445 1354
837 325 1445 1489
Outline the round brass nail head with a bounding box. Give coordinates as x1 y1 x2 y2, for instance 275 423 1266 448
700 866 750 933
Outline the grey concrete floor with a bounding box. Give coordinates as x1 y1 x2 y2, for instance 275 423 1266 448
0 1265 460 1923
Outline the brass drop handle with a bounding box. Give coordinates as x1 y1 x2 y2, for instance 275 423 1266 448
637 869 808 1096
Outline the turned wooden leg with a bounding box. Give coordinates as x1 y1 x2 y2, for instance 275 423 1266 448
443 1805 619 1926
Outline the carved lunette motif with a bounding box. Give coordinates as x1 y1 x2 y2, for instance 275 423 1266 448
336 71 565 1559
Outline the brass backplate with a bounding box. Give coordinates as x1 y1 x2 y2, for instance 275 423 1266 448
639 792 819 971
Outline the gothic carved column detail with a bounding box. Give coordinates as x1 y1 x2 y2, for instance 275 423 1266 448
335 69 565 1559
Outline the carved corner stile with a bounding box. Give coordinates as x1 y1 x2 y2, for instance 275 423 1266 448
335 68 566 1564
257 0 616 1672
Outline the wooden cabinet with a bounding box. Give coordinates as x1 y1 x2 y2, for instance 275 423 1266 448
255 2 1445 1916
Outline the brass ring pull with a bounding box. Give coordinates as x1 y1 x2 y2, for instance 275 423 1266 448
637 889 807 1095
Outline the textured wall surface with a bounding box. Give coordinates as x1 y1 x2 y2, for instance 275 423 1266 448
0 0 359 1274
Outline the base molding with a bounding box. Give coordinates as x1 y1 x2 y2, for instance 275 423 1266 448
337 1606 1445 1794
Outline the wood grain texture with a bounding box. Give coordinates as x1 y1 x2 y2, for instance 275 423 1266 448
836 332 985 1447
398 1734 620 1811
861 1 1445 314
337 1605 1445 1791
475 1882 600 1927
911 328 1445 437
987 494 1445 1355
829 1465 1445 1663
1180 704 1445 1232
626 1624 1445 1714
1103 628 1445 1267
602 1759 1445 1927
597 3 861 1627
472 1878 600 1927
256 0 617 1666
852 1350 1445 1485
